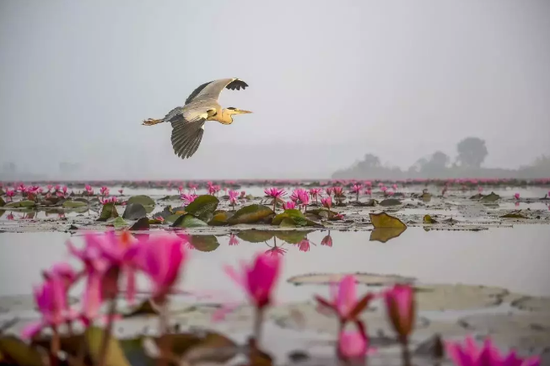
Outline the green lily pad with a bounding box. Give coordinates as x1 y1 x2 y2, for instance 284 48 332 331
113 216 128 229
63 200 88 208
123 203 147 220
369 212 407 229
379 198 402 207
86 326 132 366
130 217 150 231
189 235 220 252
97 202 119 221
172 214 208 228
272 209 322 227
481 192 500 203
184 195 219 221
0 197 5 207
287 272 415 286
127 195 155 212
500 212 528 219
227 204 274 225
165 214 182 224
0 336 44 366
236 230 275 243
208 211 232 226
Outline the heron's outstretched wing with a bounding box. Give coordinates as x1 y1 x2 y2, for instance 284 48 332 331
170 119 206 159
185 78 248 105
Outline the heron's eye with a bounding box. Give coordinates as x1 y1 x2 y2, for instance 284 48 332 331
227 107 236 110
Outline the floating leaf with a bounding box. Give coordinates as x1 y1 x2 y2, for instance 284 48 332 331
164 214 182 224
172 214 208 228
287 272 415 286
370 227 406 243
123 203 147 220
19 200 36 208
379 198 402 207
184 195 219 221
272 209 322 227
279 217 297 227
500 212 528 219
86 326 132 366
236 230 275 243
130 217 150 231
423 214 438 224
208 211 232 226
421 192 432 202
414 284 507 311
369 212 406 229
0 336 44 366
127 195 155 212
113 217 128 229
227 204 274 225
123 299 159 318
480 192 500 203
189 235 219 252
63 200 88 208
97 202 119 221
0 197 6 207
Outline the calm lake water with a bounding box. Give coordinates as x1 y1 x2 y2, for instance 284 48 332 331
1 226 549 299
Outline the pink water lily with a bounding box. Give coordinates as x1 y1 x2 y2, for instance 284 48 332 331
181 193 198 204
225 252 281 309
384 284 416 340
228 190 239 206
132 235 188 304
264 187 286 199
22 277 71 339
315 275 374 324
283 201 296 210
514 193 520 200
321 232 333 247
446 336 540 366
229 233 240 246
321 196 332 209
298 238 311 252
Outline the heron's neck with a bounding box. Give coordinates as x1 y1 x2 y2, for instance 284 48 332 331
215 110 234 125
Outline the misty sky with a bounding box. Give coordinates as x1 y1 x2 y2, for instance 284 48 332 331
1 0 549 179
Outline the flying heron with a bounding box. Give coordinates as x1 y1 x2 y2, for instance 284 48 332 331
142 78 252 159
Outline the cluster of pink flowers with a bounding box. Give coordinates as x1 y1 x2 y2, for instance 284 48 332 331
181 193 198 204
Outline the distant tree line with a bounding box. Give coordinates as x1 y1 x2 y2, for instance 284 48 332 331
332 137 550 179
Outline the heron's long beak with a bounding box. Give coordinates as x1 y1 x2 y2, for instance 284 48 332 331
236 109 252 114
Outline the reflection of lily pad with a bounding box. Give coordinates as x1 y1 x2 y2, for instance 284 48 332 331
189 235 220 252
227 204 274 225
236 230 275 243
500 212 528 219
369 227 406 243
369 212 406 229
287 272 415 286
414 284 507 311
275 230 312 244
185 195 219 221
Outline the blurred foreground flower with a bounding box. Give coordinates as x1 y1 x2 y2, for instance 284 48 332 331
446 336 540 366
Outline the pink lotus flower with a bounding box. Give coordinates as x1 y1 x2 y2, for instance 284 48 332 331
333 187 344 197
514 193 520 200
100 196 117 205
338 329 371 359
392 184 398 190
6 213 14 220
321 233 333 247
265 246 287 257
351 184 362 194
228 190 239 205
298 238 310 252
325 187 334 197
446 336 540 366
321 197 332 209
365 188 372 196
100 186 109 196
181 193 198 204
132 235 188 303
225 252 281 309
207 182 221 195
309 188 322 202
229 233 239 246
283 201 296 210
264 187 286 199
189 183 198 192
381 186 388 193
240 190 247 198
315 275 374 324
118 189 124 195
384 284 415 340
22 277 71 339
6 189 15 200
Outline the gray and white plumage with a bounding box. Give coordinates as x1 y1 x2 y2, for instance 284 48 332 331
143 78 251 159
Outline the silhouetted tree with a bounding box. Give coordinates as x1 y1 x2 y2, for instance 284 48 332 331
361 153 381 168
456 137 488 168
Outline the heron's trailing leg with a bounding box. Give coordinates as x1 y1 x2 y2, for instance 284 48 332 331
142 118 163 126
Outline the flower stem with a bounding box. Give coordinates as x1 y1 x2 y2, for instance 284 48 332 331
98 299 117 366
253 307 265 345
157 301 171 366
401 337 411 366
51 326 60 366
76 325 90 366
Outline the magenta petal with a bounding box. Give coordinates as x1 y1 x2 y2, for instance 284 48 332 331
21 321 44 340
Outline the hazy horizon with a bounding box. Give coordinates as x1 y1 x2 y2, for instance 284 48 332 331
2 1 549 180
